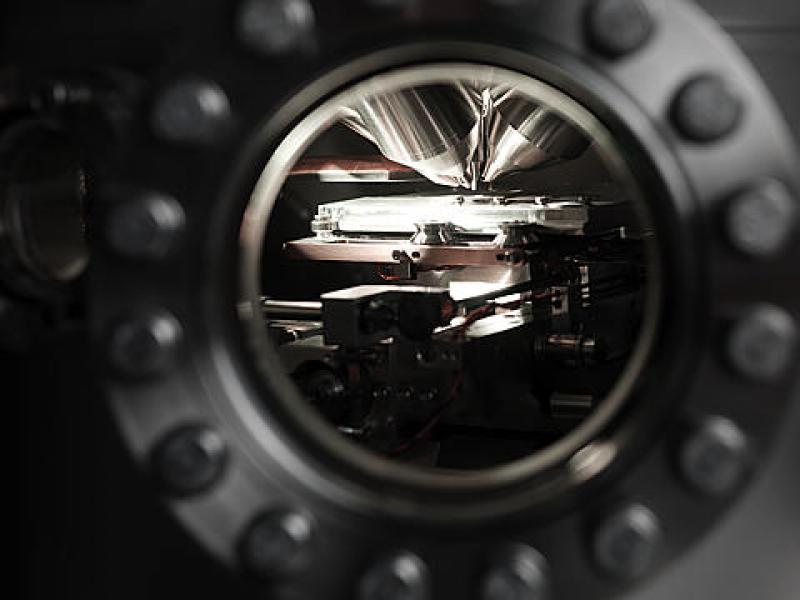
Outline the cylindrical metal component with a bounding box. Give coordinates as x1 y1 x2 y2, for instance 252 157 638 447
492 222 538 248
262 298 323 320
535 334 600 365
151 78 231 144
235 0 315 56
593 503 662 579
671 74 742 142
108 311 183 377
585 0 654 57
342 83 480 188
482 544 550 600
358 552 430 600
239 510 315 577
726 304 798 380
725 180 798 257
679 416 750 496
151 425 228 496
105 192 185 260
549 392 594 419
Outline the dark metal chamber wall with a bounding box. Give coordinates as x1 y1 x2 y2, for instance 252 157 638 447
9 2 800 600
696 0 800 141
13 333 249 599
628 3 800 599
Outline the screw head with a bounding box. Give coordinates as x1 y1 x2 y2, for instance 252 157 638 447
671 74 742 142
725 180 797 258
358 552 430 600
482 544 550 600
240 510 315 577
151 78 231 144
152 425 228 496
585 0 653 57
680 416 750 496
727 304 798 381
108 311 183 377
236 0 315 56
593 504 661 579
106 193 185 260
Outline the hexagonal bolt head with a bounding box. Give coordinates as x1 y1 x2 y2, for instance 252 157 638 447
671 74 742 142
585 0 653 57
482 544 550 600
240 510 315 577
236 0 315 56
106 193 185 260
151 78 231 144
152 425 228 496
679 416 750 496
727 304 798 381
593 504 661 579
358 552 430 600
108 311 183 377
725 180 798 258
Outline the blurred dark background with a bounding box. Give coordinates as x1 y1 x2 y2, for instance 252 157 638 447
7 1 800 598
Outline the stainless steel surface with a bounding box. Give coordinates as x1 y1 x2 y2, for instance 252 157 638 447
341 83 590 189
411 222 456 245
627 382 800 600
261 299 323 319
492 222 539 247
289 156 421 182
482 90 591 183
284 238 528 267
342 83 481 188
310 192 588 239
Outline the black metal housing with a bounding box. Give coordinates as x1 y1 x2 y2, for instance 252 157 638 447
7 1 800 599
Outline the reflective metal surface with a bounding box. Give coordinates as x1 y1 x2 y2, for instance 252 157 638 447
7 0 798 597
310 192 588 238
483 90 591 183
342 83 590 189
342 83 480 188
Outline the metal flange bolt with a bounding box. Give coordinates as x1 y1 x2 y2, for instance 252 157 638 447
725 180 798 258
679 416 750 496
151 78 231 144
671 74 742 142
727 304 798 381
593 504 661 579
236 0 315 56
108 311 183 377
240 510 315 577
358 552 430 600
106 193 185 260
482 544 550 600
585 0 653 58
152 425 228 496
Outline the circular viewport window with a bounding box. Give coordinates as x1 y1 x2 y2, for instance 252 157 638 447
240 64 660 480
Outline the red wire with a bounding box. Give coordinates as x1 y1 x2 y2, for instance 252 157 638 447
388 371 464 456
386 289 549 456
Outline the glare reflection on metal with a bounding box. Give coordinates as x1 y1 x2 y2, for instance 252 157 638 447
341 84 589 189
569 441 618 482
342 83 480 188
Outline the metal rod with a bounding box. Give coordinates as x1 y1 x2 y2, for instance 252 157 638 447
261 299 323 320
456 280 533 311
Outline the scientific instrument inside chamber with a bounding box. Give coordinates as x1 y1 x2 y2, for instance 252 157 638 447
254 74 655 471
